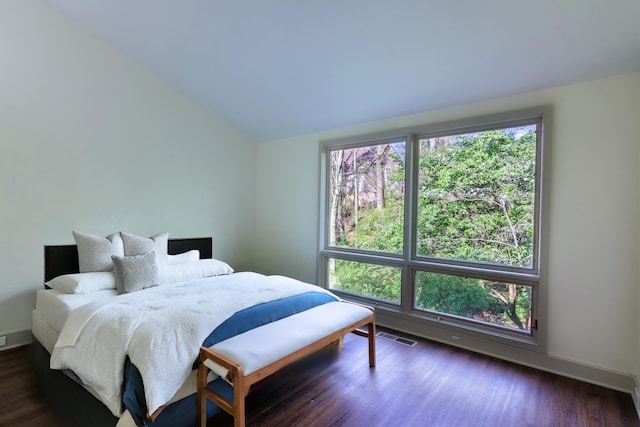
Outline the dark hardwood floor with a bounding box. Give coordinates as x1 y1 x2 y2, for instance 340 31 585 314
1 329 638 427
0 346 64 427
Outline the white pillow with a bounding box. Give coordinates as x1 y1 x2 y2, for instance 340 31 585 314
121 232 169 266
46 272 117 294
166 250 200 265
158 259 234 285
73 231 124 273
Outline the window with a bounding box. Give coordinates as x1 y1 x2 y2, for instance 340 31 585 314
319 107 550 348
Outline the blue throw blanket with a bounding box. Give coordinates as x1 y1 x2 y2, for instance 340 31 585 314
123 291 338 426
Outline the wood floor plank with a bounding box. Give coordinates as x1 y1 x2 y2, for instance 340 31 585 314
208 330 640 427
0 346 63 427
1 328 638 427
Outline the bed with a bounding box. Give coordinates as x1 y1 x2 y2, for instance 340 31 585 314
32 233 375 427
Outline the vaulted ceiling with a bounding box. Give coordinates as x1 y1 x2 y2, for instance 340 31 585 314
45 0 640 142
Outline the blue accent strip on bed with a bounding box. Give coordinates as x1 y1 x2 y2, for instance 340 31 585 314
123 291 338 427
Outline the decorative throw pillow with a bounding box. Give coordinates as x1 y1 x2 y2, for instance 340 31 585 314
111 252 159 294
73 231 124 273
121 232 169 266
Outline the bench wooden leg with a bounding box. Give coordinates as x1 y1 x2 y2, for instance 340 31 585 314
368 321 376 367
233 374 246 427
197 360 207 427
198 347 249 427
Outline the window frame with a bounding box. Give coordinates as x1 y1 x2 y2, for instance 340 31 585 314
318 106 551 352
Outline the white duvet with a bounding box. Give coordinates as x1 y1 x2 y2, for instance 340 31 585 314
50 272 332 418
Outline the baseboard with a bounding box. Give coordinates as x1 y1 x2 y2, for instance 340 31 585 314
376 311 634 394
0 329 33 351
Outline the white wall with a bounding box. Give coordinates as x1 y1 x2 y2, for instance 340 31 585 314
0 1 256 340
255 73 640 377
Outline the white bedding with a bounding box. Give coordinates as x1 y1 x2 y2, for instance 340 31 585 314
32 303 207 427
32 310 61 353
33 288 117 354
35 288 117 334
49 272 333 418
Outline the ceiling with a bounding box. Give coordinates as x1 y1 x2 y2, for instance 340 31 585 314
45 0 640 142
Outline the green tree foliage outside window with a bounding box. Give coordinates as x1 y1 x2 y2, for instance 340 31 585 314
327 125 538 332
329 259 401 303
414 127 535 330
329 143 405 253
417 128 536 268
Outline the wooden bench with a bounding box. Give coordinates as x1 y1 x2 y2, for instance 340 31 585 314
197 301 376 427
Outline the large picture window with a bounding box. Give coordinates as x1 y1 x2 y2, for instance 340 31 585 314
319 107 550 347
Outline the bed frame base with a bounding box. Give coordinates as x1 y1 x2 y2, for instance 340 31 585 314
31 338 118 427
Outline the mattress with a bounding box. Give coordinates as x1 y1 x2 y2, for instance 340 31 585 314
32 310 59 353
35 288 117 332
32 288 117 353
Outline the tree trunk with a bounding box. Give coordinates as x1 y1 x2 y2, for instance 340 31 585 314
329 150 344 245
375 145 386 209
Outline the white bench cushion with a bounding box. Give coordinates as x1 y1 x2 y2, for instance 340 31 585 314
204 301 371 376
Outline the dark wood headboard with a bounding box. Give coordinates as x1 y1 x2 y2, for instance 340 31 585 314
44 237 213 282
